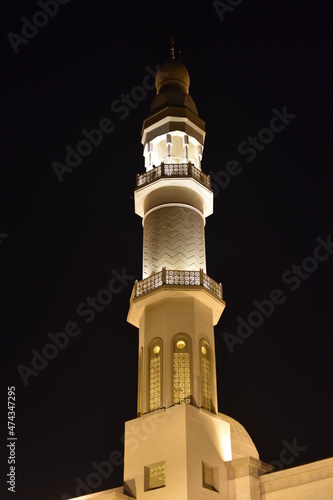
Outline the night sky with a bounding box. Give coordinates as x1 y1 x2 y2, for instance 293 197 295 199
2 1 333 499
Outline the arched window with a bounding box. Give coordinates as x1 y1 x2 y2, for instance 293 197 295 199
200 339 212 412
173 334 192 405
149 338 162 411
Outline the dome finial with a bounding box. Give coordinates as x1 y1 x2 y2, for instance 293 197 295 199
155 40 190 95
170 36 175 60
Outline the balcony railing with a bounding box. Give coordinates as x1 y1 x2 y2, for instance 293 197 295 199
134 268 223 301
136 162 211 190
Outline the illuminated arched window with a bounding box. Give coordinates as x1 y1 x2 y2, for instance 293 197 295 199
149 338 162 411
173 334 192 405
200 339 212 412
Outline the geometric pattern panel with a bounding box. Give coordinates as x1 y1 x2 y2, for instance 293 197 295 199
173 351 191 404
144 461 166 491
202 462 219 492
201 355 212 412
143 205 206 278
149 356 161 411
201 341 212 412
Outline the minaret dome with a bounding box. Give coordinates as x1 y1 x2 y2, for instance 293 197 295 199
155 59 190 94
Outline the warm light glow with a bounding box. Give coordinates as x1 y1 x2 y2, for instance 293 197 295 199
201 346 207 355
153 345 160 354
177 340 186 349
143 131 204 171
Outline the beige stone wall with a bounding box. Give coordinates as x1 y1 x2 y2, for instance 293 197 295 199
123 404 231 499
137 297 217 414
260 457 333 499
69 487 129 499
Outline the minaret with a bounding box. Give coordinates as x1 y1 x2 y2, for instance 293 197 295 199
125 41 230 498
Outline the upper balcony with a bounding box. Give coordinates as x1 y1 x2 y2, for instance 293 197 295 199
134 163 214 219
136 162 211 190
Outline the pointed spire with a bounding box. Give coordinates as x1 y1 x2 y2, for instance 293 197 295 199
170 36 175 60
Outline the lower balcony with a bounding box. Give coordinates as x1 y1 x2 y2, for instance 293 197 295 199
135 268 222 300
127 268 225 327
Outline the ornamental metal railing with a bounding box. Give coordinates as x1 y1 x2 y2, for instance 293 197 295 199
136 162 211 190
134 268 223 301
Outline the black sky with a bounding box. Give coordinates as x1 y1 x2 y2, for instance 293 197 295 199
1 1 333 499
